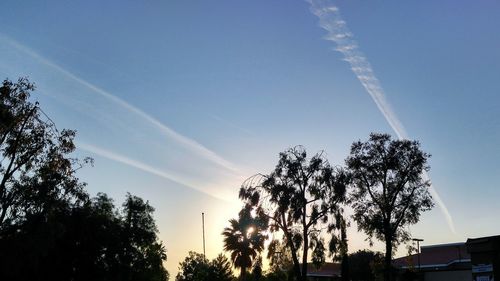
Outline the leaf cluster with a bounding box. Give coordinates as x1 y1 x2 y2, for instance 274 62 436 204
176 252 234 281
222 205 268 277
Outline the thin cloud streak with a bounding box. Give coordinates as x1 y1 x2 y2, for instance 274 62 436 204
0 34 238 173
308 1 406 139
79 142 230 202
308 0 456 234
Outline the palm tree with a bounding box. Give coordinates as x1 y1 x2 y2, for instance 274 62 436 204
222 207 267 280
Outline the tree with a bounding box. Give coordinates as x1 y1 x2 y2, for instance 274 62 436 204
209 254 234 281
176 252 211 281
267 239 293 272
222 206 268 280
239 146 348 281
0 192 169 281
265 239 294 281
0 78 169 281
0 77 89 228
348 250 383 281
176 252 235 281
345 133 434 281
0 193 168 281
120 194 169 281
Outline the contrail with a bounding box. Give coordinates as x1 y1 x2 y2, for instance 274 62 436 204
79 142 230 201
0 34 238 173
308 0 456 234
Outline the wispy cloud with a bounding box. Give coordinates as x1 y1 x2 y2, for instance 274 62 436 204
79 143 233 201
308 0 456 234
0 33 238 173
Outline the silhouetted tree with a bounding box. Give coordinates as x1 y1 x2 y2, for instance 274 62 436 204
348 250 383 281
0 78 168 281
176 252 235 281
209 254 234 281
176 252 211 281
223 206 268 280
120 193 169 281
239 146 348 281
267 239 293 276
346 133 434 281
0 77 89 229
0 192 169 281
249 256 263 281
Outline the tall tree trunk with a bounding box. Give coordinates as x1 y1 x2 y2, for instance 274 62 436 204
284 229 302 280
384 237 393 281
301 233 308 281
341 223 350 281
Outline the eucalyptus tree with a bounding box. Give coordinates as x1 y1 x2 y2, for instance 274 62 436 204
346 133 434 281
239 146 348 281
0 78 89 228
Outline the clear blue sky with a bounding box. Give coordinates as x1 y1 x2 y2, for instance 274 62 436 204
1 0 499 275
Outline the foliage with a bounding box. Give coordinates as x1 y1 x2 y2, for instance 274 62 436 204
249 256 263 281
265 239 294 281
239 146 348 281
176 252 211 281
0 193 169 281
348 250 383 281
267 239 293 273
209 254 235 281
176 251 235 281
0 77 89 228
346 133 434 281
120 193 169 281
0 78 168 281
222 205 268 279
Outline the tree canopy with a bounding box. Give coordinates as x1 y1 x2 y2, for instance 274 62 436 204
0 78 168 281
176 251 234 281
222 205 268 279
348 250 384 281
346 133 434 281
239 146 348 281
0 77 89 228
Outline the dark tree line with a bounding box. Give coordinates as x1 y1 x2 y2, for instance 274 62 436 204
0 78 168 281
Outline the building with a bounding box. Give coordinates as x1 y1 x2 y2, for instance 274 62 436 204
393 235 500 281
306 263 341 281
466 235 500 281
393 242 471 281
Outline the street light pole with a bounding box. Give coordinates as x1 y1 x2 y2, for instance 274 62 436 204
202 212 206 257
412 238 424 271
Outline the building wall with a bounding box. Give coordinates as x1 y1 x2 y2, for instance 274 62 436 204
424 270 471 281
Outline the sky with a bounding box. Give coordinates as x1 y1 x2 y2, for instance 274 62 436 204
1 0 500 276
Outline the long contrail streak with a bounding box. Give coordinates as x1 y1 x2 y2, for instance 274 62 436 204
308 0 456 234
0 34 238 173
79 143 229 201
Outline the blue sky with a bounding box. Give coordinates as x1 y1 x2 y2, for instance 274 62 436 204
1 0 499 275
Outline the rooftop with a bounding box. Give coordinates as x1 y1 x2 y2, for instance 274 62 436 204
393 242 470 270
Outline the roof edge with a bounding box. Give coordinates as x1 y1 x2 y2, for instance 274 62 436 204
421 242 465 249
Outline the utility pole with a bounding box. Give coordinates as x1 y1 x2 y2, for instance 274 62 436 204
412 238 424 272
202 212 206 257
